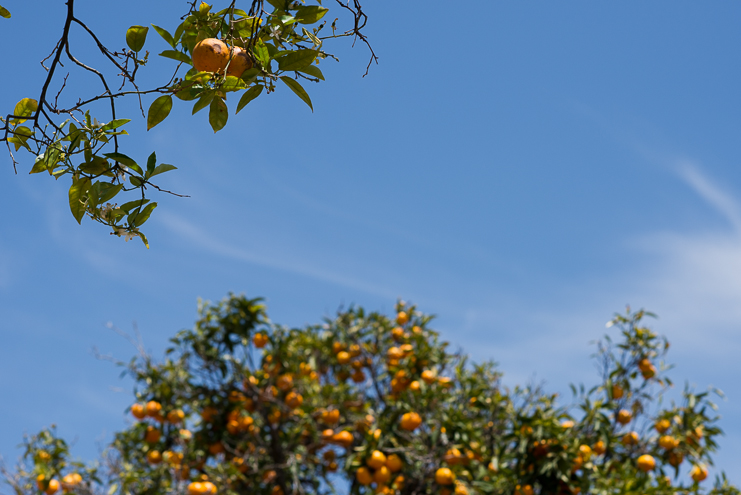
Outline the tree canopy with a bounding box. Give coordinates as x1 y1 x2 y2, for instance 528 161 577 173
2 295 738 495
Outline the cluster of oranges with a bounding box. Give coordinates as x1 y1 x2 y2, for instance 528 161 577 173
192 38 252 78
355 450 404 493
35 472 82 495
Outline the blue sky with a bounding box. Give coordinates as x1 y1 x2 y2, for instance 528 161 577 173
2 0 741 483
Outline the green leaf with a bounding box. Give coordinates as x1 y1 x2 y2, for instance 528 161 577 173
98 183 123 204
280 76 313 111
192 92 215 114
133 202 157 227
236 85 263 114
266 0 286 9
120 199 149 214
100 119 131 131
126 25 149 52
103 152 143 175
147 95 173 130
298 64 324 80
130 177 144 187
139 232 150 249
151 24 176 48
276 49 317 72
12 98 38 125
150 163 177 178
253 42 270 68
69 177 91 224
302 27 322 47
222 76 247 93
209 98 228 133
159 50 192 65
79 156 110 176
296 5 328 24
0 6 10 18
146 152 157 177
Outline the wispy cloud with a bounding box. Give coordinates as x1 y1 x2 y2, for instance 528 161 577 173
156 211 399 299
676 160 741 233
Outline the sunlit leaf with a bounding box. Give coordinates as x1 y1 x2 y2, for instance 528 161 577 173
147 95 173 130
209 98 228 132
126 25 149 52
151 24 176 48
236 85 263 114
280 76 313 111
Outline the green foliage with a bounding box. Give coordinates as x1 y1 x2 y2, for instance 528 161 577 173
0 5 10 19
3 297 738 494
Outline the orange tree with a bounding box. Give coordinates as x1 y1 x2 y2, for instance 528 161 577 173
0 1 374 246
3 295 739 495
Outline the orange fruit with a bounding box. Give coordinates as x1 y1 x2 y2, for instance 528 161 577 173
337 351 351 365
147 450 162 464
131 403 146 419
209 442 225 455
253 333 268 348
145 426 161 443
641 364 657 379
690 464 708 482
659 435 679 450
145 400 162 417
396 311 409 325
616 409 632 425
636 454 655 472
612 384 624 400
192 38 230 74
409 380 421 392
351 369 365 383
37 475 47 490
367 450 387 469
349 344 362 357
202 482 217 494
435 467 455 485
444 448 465 465
332 430 353 448
321 409 340 425
621 431 639 446
392 327 405 341
225 46 252 77
187 482 205 495
356 467 373 486
655 419 671 433
374 466 391 485
454 483 469 495
44 479 60 495
201 407 219 422
285 391 303 408
167 409 185 423
561 420 575 428
421 370 436 384
400 412 422 431
438 377 453 388
386 454 403 472
227 419 240 435
669 451 684 467
394 475 405 489
592 440 606 456
387 347 404 360
579 444 592 460
62 473 82 491
638 358 652 372
179 428 193 440
515 485 534 495
277 374 293 391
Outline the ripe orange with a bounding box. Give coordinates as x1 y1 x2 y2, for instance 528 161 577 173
454 483 469 495
145 426 161 443
435 467 455 485
351 369 365 383
145 400 162 417
253 333 268 348
374 466 391 485
131 403 146 419
225 46 253 77
392 327 405 341
337 351 351 365
367 450 387 469
209 442 225 455
636 454 655 472
332 430 353 448
641 364 657 379
444 448 465 465
655 419 671 433
621 431 639 446
616 409 632 425
167 409 185 423
387 347 404 360
277 374 293 391
201 407 219 422
690 464 708 482
400 412 422 431
356 467 373 486
227 419 241 435
561 420 575 428
386 454 403 472
44 479 60 495
515 485 533 495
409 380 421 392
578 444 592 460
421 369 436 384
592 440 606 456
321 409 341 424
286 391 303 408
147 450 162 464
187 482 205 495
192 38 230 74
638 358 652 372
611 384 624 400
202 482 217 494
61 473 82 491
668 451 684 467
659 435 679 450
396 311 409 325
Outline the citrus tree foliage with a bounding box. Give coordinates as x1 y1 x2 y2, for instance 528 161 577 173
0 1 374 246
3 296 739 495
